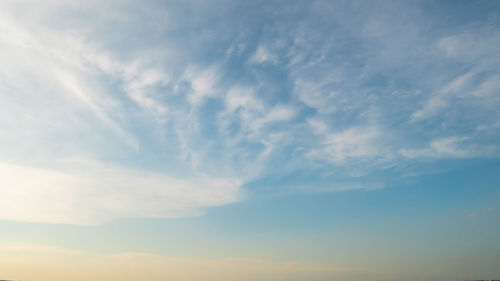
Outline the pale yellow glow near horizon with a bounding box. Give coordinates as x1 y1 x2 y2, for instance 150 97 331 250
0 243 383 281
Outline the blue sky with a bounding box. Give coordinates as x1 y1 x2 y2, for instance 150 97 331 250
0 0 499 280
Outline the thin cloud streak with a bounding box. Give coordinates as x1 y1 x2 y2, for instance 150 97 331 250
0 161 242 225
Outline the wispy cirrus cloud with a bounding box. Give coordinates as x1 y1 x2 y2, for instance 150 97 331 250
307 126 381 164
1 0 500 225
411 72 476 121
399 137 496 159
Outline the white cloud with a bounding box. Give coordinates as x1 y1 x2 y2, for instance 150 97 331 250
436 31 500 64
477 119 500 131
225 43 245 60
219 86 263 138
0 161 242 225
263 105 296 122
124 69 169 118
221 86 296 135
411 72 475 121
301 182 384 192
249 45 277 65
183 66 220 106
251 105 297 131
472 74 500 97
224 86 263 113
307 118 329 135
437 36 461 58
212 86 300 179
53 68 140 150
308 127 380 164
0 9 160 150
399 137 479 159
293 78 337 114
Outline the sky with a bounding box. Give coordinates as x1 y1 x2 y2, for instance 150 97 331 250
0 0 499 280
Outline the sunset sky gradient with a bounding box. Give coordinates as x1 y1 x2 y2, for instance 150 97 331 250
0 0 499 280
